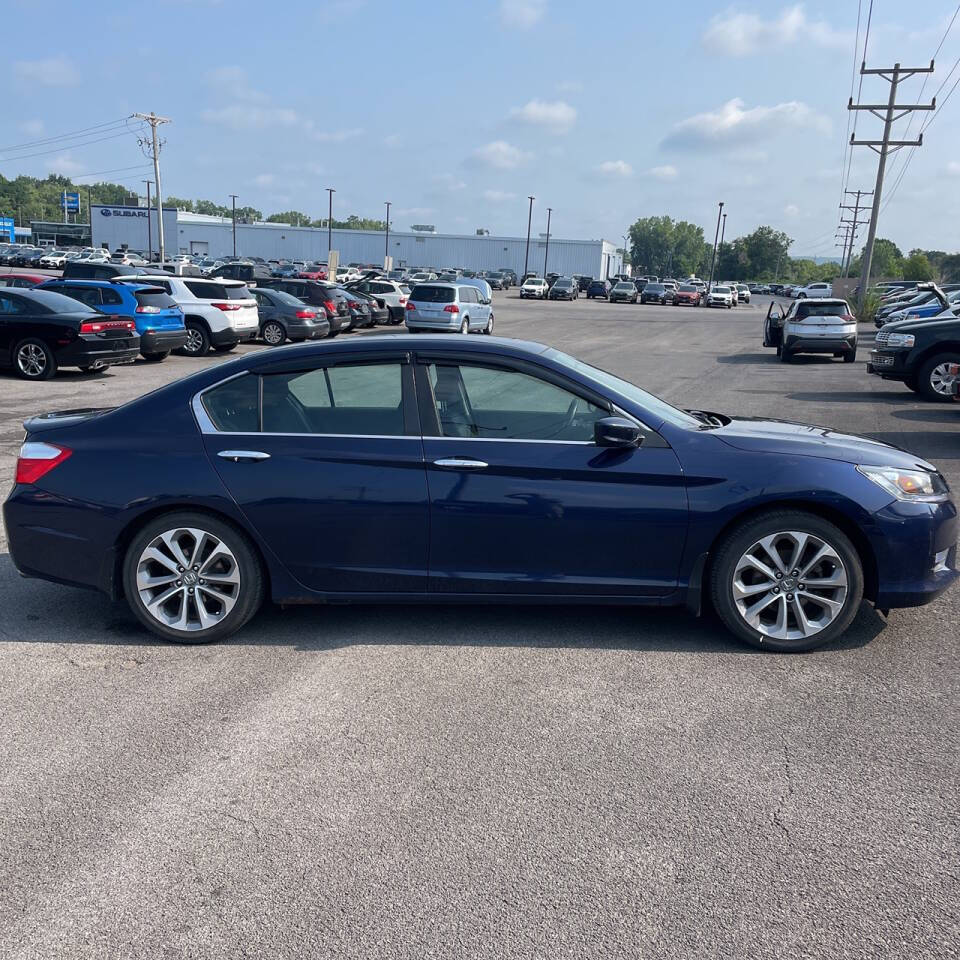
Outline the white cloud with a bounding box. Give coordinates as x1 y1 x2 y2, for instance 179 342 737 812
311 127 364 143
947 161 960 176
14 57 80 87
384 133 402 147
45 152 84 175
434 173 467 191
21 119 44 137
202 105 300 130
483 189 517 202
509 99 577 133
253 173 276 187
784 204 800 216
472 140 531 169
703 4 849 56
648 164 678 180
499 0 547 28
663 98 829 148
596 160 633 178
204 65 269 103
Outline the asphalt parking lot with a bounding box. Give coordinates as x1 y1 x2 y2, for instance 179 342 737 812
1 294 957 959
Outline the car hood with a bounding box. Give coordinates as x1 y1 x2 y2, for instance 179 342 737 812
712 415 936 471
881 315 960 334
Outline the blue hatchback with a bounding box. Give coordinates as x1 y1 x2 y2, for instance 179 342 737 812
4 336 957 651
38 278 187 360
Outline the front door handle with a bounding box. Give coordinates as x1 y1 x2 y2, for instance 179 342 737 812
433 457 488 470
217 450 271 463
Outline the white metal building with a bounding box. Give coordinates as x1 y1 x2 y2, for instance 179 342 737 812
91 205 623 279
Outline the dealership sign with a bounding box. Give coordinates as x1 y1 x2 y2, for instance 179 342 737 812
100 208 149 218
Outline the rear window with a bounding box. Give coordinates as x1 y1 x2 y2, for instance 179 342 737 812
135 290 177 309
411 285 455 303
224 285 252 300
797 302 851 319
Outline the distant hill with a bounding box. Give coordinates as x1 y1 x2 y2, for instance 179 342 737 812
794 255 843 265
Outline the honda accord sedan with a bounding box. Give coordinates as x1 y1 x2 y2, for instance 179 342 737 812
4 336 957 651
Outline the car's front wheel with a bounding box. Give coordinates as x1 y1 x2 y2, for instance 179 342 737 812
123 511 265 644
917 353 960 401
178 322 210 357
710 511 864 652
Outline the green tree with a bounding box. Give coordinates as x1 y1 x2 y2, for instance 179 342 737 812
849 238 903 280
266 210 311 226
627 216 705 277
901 250 932 281
939 253 960 283
165 196 194 211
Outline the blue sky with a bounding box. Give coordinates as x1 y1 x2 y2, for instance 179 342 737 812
4 0 960 256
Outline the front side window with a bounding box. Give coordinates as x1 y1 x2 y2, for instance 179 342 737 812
0 294 26 315
426 363 608 441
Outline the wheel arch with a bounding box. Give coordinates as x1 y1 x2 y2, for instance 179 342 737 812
699 498 878 607
183 313 212 334
912 341 960 370
111 502 272 602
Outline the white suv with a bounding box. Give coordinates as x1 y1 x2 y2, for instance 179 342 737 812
707 285 734 309
132 276 259 356
520 277 549 299
346 277 408 323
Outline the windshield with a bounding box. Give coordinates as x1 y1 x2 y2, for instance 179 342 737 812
614 283 633 291
542 348 701 428
678 284 696 292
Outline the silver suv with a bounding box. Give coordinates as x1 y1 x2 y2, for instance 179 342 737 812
346 277 408 324
404 282 494 334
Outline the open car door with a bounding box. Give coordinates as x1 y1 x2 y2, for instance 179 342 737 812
763 301 784 348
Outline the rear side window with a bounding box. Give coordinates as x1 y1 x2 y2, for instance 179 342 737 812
135 290 178 309
411 285 455 303
224 285 252 300
184 281 223 300
797 303 850 318
201 375 259 433
101 289 124 306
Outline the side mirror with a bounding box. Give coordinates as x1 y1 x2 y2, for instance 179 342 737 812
594 417 642 448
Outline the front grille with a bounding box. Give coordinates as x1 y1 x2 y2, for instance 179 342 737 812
875 330 892 347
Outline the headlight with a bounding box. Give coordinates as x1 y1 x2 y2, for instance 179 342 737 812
857 465 949 502
884 333 915 347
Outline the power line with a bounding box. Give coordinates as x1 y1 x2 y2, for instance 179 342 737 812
70 163 153 181
839 0 864 207
0 128 145 163
0 117 133 154
843 0 875 196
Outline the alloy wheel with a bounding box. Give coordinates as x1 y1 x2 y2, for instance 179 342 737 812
135 527 241 633
184 328 205 354
263 321 285 345
928 362 957 396
17 343 47 377
731 531 848 641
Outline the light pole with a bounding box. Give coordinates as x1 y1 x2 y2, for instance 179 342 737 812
718 212 727 277
326 188 335 258
707 201 724 290
622 233 628 276
384 201 391 267
143 180 153 262
543 207 552 278
230 194 239 258
523 195 534 279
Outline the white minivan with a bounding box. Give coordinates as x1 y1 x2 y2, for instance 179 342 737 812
764 298 857 363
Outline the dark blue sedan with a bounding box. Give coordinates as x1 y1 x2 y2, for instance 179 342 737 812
4 336 957 651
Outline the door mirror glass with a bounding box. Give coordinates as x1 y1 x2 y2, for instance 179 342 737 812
594 417 642 448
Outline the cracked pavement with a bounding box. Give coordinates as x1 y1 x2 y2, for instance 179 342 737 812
0 296 958 958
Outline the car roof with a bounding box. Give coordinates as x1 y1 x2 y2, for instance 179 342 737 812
797 298 849 306
46 278 150 290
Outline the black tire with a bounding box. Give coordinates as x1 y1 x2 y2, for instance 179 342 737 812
484 313 494 335
916 352 960 402
843 350 856 363
13 338 56 380
775 344 783 358
177 321 210 357
142 351 170 362
780 347 792 363
904 376 921 393
261 320 286 346
122 510 265 645
460 318 469 334
213 343 237 353
710 509 864 652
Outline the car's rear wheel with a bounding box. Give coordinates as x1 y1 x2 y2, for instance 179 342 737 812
917 353 960 401
123 511 265 644
14 338 56 380
460 318 469 334
484 313 494 335
262 321 286 345
178 322 210 357
710 511 863 652
213 344 236 352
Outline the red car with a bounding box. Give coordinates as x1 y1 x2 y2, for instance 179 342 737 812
298 263 327 281
672 283 702 306
0 273 49 289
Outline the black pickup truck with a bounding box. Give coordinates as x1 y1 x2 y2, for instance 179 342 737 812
868 312 960 400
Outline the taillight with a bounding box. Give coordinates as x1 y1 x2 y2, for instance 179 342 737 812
15 442 72 484
405 301 416 310
79 319 136 333
444 304 460 314
135 305 161 314
323 300 337 313
212 302 241 311
398 297 407 305
294 309 315 319
841 314 856 322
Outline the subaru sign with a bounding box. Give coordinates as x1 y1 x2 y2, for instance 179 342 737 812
100 207 148 218
60 191 80 213
0 216 13 242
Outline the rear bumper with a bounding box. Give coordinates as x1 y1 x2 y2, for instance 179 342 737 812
210 326 257 347
59 335 141 369
785 333 856 353
286 318 330 339
140 328 188 354
405 318 459 332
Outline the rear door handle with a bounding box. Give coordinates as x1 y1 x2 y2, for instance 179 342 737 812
217 450 271 463
433 457 488 470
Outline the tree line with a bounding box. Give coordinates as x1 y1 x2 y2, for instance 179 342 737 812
626 215 958 284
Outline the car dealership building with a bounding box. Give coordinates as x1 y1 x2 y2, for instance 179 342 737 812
90 204 624 279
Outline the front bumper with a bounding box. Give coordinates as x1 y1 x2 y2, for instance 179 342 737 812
866 349 911 380
140 328 189 354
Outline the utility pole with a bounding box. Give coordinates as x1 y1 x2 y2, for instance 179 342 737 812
523 196 535 279
134 112 171 262
839 189 873 277
622 234 628 275
230 194 239 257
543 207 552 278
143 180 153 261
719 212 727 275
384 201 391 266
849 61 934 304
326 188 335 258
707 201 724 290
